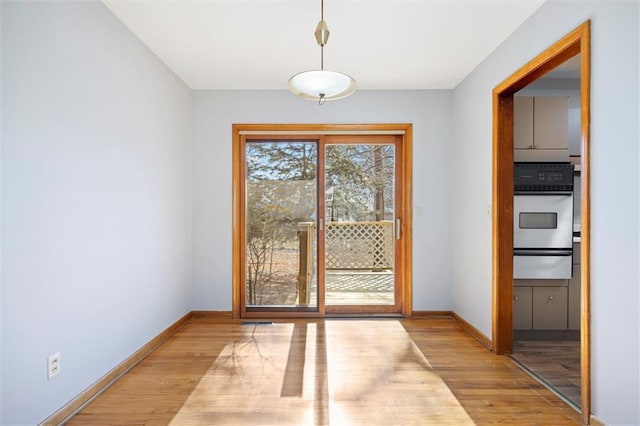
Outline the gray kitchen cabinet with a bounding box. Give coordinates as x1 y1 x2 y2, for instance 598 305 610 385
533 97 569 149
513 286 533 330
532 286 568 330
568 107 581 156
514 96 535 150
568 242 581 330
514 96 569 161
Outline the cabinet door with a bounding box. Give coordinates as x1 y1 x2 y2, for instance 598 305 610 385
568 242 581 330
568 266 581 330
568 107 581 156
514 96 534 149
533 97 569 149
513 286 533 330
573 242 581 264
533 287 568 330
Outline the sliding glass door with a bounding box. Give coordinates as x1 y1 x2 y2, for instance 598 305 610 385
244 139 319 311
234 126 411 318
324 139 399 314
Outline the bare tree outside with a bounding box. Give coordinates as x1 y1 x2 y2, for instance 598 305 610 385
245 142 317 306
244 141 395 306
325 144 395 222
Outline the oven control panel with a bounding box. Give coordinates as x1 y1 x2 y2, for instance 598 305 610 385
514 162 574 192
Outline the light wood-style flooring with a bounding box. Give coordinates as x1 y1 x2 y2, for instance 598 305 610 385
67 318 581 425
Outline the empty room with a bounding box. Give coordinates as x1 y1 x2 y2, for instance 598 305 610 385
1 1 638 425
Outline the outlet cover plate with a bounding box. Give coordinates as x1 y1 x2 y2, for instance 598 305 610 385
48 353 60 380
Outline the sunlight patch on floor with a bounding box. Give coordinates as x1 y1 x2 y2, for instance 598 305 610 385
169 321 473 425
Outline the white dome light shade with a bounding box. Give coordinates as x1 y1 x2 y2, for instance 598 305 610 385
288 70 356 101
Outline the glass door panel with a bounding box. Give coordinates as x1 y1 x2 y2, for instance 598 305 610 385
244 141 318 310
324 143 396 307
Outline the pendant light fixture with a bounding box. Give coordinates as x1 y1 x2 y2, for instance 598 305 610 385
288 0 356 104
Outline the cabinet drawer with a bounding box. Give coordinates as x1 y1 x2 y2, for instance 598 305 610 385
513 287 533 330
532 287 568 330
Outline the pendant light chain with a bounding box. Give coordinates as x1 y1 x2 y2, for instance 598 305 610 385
320 0 325 71
318 0 326 104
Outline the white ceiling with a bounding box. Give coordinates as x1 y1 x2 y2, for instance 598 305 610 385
103 0 546 90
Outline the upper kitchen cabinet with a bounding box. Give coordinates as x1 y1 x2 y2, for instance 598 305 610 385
514 96 569 162
568 107 581 156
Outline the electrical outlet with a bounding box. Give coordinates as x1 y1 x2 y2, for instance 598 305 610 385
48 353 60 380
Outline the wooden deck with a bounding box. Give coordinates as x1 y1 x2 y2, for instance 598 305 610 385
67 318 581 425
325 271 394 305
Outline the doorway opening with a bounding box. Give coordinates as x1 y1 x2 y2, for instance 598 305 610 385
492 21 590 422
232 124 413 319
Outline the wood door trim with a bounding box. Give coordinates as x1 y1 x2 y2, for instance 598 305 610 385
317 135 327 317
235 123 409 134
401 125 413 318
491 21 590 423
231 127 242 319
232 123 413 319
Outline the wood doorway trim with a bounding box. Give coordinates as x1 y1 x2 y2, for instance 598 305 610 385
232 123 413 319
491 21 591 423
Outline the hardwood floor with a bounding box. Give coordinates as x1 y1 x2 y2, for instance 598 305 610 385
511 340 581 409
67 318 581 425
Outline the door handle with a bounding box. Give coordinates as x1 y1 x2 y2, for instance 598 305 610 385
514 191 573 196
396 218 401 240
319 218 324 231
513 249 573 256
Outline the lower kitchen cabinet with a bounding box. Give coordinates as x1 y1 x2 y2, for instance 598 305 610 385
513 246 580 332
513 287 533 329
568 242 581 330
513 283 569 330
532 286 568 330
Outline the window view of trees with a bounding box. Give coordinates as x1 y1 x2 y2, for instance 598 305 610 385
325 144 395 222
246 142 317 306
244 141 395 307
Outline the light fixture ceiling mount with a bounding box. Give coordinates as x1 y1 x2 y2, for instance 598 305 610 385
288 0 356 104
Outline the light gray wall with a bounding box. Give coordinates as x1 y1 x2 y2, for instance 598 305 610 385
0 3 3 421
3 0 637 424
192 90 453 312
1 2 192 424
451 1 639 424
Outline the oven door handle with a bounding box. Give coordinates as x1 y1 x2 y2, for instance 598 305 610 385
514 191 573 196
513 249 573 256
